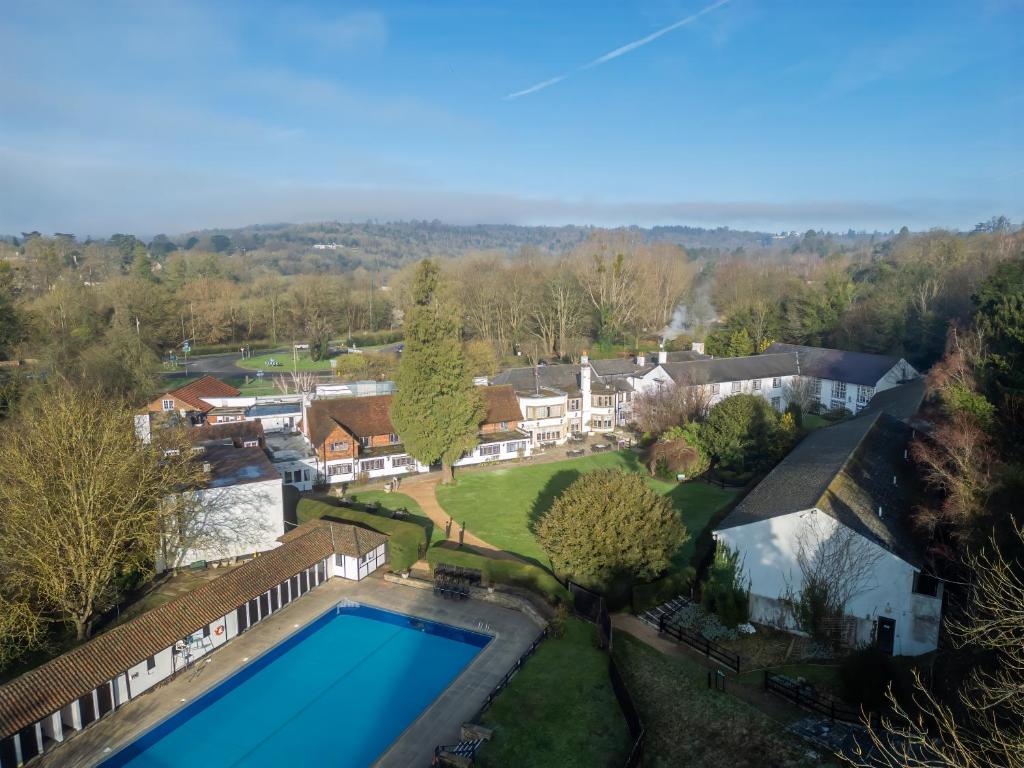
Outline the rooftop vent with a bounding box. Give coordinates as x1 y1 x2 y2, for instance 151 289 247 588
878 505 884 518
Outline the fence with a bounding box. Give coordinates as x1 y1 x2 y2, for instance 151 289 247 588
473 626 549 721
569 581 611 649
763 671 861 723
657 613 741 673
608 656 645 768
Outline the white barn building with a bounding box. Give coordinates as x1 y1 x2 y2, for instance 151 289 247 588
713 382 941 656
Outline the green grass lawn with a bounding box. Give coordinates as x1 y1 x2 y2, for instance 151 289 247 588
738 663 842 695
613 632 826 768
476 618 631 768
343 490 445 545
436 451 735 569
236 349 341 372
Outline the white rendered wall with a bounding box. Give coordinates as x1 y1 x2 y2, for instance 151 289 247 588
716 508 941 656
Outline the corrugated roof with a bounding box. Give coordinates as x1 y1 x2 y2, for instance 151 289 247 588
764 343 910 387
165 376 240 412
0 527 335 738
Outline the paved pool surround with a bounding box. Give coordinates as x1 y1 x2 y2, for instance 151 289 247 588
35 577 541 768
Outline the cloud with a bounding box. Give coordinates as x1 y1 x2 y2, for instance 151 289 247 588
504 0 732 100
287 10 388 52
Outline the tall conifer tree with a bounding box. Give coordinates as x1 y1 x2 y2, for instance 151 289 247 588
390 260 485 481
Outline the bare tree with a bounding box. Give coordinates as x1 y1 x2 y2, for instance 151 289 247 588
0 596 43 670
782 514 883 645
632 373 714 434
0 384 206 639
848 525 1024 768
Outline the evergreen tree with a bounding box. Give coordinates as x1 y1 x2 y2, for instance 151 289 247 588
725 328 754 357
390 260 485 481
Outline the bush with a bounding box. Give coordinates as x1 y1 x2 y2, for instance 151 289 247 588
297 498 426 572
700 544 749 628
839 647 912 710
632 567 696 613
426 544 569 605
647 424 709 480
701 394 782 473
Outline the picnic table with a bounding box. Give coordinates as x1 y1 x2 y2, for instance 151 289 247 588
566 448 585 458
591 443 610 453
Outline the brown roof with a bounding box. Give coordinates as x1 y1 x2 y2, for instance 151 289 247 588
306 394 396 447
279 519 388 558
482 385 523 424
165 376 240 413
0 528 334 739
188 420 266 447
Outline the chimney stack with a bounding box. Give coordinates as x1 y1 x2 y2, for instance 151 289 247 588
878 506 884 518
658 345 667 365
691 341 705 355
636 351 646 366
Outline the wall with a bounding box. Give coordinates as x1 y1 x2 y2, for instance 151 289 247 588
453 438 531 467
715 508 941 656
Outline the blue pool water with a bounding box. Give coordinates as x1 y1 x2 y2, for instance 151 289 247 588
100 604 489 768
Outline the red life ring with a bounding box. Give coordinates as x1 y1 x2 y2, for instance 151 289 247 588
214 625 225 636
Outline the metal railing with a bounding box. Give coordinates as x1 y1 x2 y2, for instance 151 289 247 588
657 613 741 673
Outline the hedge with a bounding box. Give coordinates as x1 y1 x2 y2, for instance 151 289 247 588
426 544 570 605
297 498 426 572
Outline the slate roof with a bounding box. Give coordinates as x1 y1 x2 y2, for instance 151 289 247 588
0 525 336 739
859 378 927 423
590 358 649 377
491 364 581 394
657 353 799 385
764 343 910 387
201 444 281 488
717 410 924 567
163 375 240 412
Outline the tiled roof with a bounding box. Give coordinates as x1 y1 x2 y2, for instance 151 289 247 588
188 420 265 447
279 519 388 558
165 376 241 412
201 444 281 488
717 410 924 567
482 385 524 423
764 343 911 387
0 528 334 739
306 394 396 447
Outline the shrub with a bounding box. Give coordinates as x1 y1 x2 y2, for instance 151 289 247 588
839 647 912 710
297 498 426 572
700 544 750 628
632 567 696 613
646 424 709 480
700 394 782 473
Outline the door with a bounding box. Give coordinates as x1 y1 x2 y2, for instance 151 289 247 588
876 617 896 655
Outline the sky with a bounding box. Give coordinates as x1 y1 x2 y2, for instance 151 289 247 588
1 0 1022 236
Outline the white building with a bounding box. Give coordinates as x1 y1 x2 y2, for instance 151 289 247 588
714 388 941 657
159 444 286 571
0 520 387 768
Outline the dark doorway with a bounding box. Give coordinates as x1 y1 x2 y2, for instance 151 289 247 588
876 617 896 655
248 598 260 624
270 588 280 612
78 692 96 727
1 736 17 766
259 592 269 618
17 726 38 761
236 605 249 634
97 682 114 716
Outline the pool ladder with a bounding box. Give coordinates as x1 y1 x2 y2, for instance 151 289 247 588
336 598 360 614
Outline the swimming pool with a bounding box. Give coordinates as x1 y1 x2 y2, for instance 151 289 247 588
100 604 490 768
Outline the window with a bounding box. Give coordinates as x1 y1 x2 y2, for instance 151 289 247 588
569 399 581 411
772 377 782 389
771 396 781 410
505 441 523 453
359 436 370 448
731 382 741 393
833 381 847 400
242 439 259 448
536 430 560 442
329 440 350 452
335 554 344 567
328 463 352 476
711 383 720 395
161 399 174 411
391 455 414 468
857 385 874 405
302 469 310 482
202 624 211 638
146 655 156 673
752 379 761 391
811 378 822 396
527 405 564 419
387 433 399 444
480 443 500 456
500 421 509 430
913 572 940 597
361 458 385 472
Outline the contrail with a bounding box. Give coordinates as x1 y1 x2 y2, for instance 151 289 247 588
503 0 732 100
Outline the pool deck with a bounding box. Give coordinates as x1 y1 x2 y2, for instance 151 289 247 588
35 576 543 768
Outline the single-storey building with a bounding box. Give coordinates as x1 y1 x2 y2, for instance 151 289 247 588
714 384 941 656
0 520 386 768
144 376 240 424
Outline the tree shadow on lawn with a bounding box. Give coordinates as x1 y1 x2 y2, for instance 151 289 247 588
432 540 553 572
311 494 436 548
527 468 585 535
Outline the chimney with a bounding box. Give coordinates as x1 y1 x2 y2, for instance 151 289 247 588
580 351 591 431
636 351 646 366
893 475 897 486
878 506 884 518
658 345 667 365
202 461 212 475
691 341 705 355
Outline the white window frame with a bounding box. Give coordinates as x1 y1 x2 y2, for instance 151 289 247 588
328 463 352 476
361 458 386 472
752 379 761 391
833 381 847 400
479 443 500 456
162 399 175 411
772 377 782 389
391 455 414 468
731 381 741 394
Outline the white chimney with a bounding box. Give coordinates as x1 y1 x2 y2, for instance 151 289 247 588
691 341 705 355
878 506 884 518
658 347 667 365
580 351 591 432
636 351 646 366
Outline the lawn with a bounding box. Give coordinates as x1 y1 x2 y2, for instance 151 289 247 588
436 451 735 569
476 618 631 768
236 349 342 372
613 632 826 768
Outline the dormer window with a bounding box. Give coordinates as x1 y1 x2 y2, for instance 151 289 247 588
162 399 174 411
388 433 399 444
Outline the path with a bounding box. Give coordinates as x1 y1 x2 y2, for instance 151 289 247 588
400 473 524 561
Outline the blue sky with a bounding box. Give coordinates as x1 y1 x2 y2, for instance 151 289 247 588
2 0 1022 236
